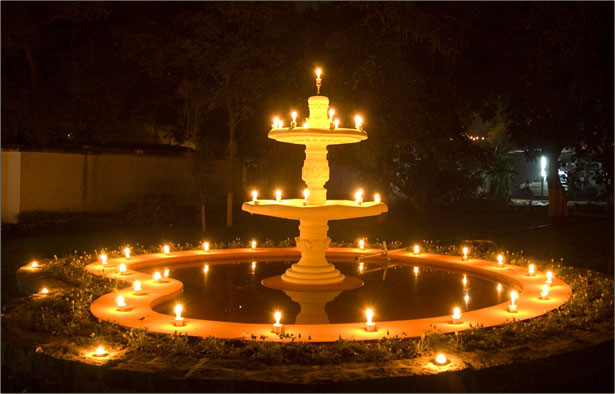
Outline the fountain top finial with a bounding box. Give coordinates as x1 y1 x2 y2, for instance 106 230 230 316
315 68 322 95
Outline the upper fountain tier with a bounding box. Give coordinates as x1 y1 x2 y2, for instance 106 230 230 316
268 95 367 146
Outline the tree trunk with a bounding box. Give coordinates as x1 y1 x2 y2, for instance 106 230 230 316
226 121 238 228
545 148 569 218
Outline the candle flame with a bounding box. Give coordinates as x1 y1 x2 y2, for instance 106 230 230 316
497 254 503 265
251 240 257 249
329 108 335 119
510 290 518 305
355 115 363 129
291 111 297 121
163 268 169 278
163 245 170 254
303 188 309 200
453 307 461 319
365 308 373 324
203 242 210 251
41 287 49 294
358 239 365 249
374 193 381 203
413 266 419 274
100 253 107 264
274 311 281 325
153 271 162 281
133 280 141 292
435 353 447 365
116 295 126 307
124 247 131 259
203 264 209 273
175 304 182 319
315 68 322 78
95 346 107 356
413 245 420 254
497 283 502 292
251 190 258 201
275 189 282 202
31 261 38 268
119 264 127 273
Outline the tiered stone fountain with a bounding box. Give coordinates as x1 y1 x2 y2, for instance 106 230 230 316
242 69 388 290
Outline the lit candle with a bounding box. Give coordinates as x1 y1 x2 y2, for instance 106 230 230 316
497 283 502 293
31 261 39 269
509 290 518 313
116 295 128 311
434 353 448 366
462 275 468 287
452 307 462 324
163 245 170 254
497 254 503 266
93 345 108 357
355 188 363 205
315 68 322 94
251 190 258 204
272 311 282 333
119 264 127 275
40 287 49 294
203 242 210 251
275 189 282 202
100 253 107 265
174 304 184 326
303 122 309 128
272 116 279 129
133 280 142 295
413 245 420 255
464 294 470 304
303 188 309 205
279 120 284 128
462 247 469 261
374 193 381 203
153 271 162 282
329 108 335 121
291 111 297 128
163 268 169 278
540 284 549 300
546 271 553 285
358 239 365 250
359 262 364 273
528 264 535 276
333 119 339 129
251 240 257 249
354 115 363 130
124 247 131 259
203 264 209 273
413 266 419 275
365 308 376 332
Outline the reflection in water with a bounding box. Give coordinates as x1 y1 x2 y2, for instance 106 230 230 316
283 290 342 324
148 261 509 324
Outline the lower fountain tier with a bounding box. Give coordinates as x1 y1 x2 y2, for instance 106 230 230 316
242 200 387 221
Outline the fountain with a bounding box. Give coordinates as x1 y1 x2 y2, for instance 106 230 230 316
242 68 387 288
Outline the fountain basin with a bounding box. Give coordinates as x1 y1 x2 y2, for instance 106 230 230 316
242 200 387 220
85 248 572 342
268 127 367 145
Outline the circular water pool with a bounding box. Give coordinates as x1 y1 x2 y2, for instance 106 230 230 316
146 260 510 324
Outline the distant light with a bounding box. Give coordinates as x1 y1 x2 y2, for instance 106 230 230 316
291 111 297 122
509 290 518 313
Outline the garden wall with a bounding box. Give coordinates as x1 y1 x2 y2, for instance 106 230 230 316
1 150 230 223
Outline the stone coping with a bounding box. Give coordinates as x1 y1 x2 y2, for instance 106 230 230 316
75 248 572 342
